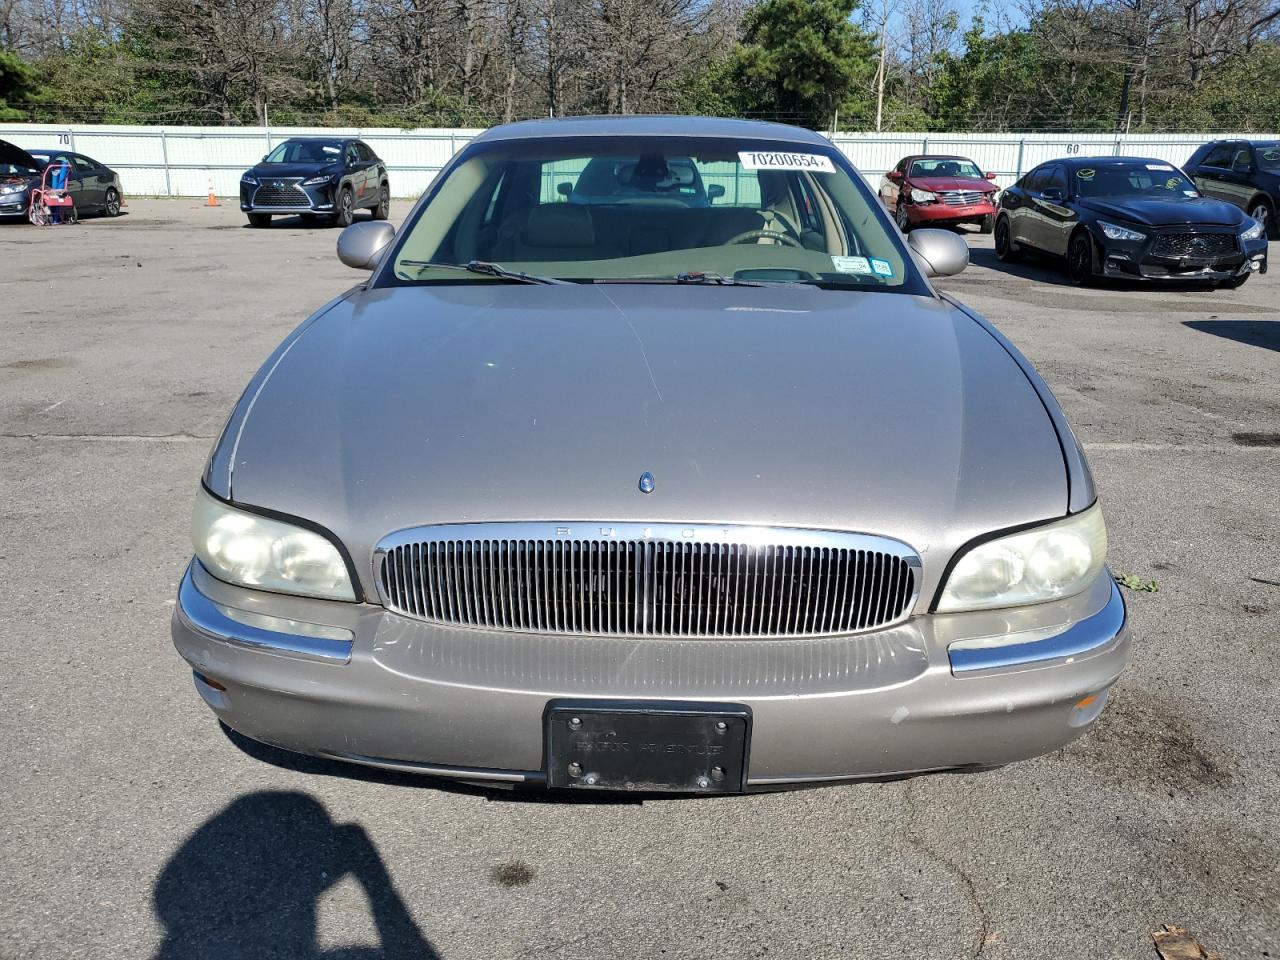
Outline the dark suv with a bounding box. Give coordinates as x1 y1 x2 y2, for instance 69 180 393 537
1186 140 1280 239
240 137 389 228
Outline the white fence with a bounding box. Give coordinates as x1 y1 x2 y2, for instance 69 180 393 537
2 123 1274 198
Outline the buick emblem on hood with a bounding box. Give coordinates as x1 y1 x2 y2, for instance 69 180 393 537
638 471 655 494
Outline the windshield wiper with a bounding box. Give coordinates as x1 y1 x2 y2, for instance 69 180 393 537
675 271 763 287
398 260 568 285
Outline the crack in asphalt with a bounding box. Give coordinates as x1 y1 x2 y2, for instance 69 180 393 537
902 781 993 960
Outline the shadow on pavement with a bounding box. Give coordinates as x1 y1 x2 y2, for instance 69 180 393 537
220 723 646 805
1183 319 1280 352
152 791 439 959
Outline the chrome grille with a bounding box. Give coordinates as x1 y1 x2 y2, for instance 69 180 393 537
940 190 985 207
376 523 919 637
1151 233 1236 259
252 179 309 207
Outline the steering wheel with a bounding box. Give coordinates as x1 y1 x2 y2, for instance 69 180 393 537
723 228 803 247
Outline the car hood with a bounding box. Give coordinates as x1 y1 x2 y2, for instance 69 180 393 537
0 139 39 175
910 176 994 193
1077 196 1244 227
249 161 341 180
220 284 1069 600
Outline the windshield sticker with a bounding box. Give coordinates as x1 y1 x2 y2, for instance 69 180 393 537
738 151 835 173
1077 168 1095 180
831 255 872 275
322 145 340 153
1165 177 1181 189
869 258 894 277
1145 163 1173 171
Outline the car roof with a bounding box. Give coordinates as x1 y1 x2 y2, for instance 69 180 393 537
471 115 830 146
904 155 976 163
1049 156 1178 168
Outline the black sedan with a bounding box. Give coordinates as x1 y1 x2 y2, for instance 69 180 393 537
995 156 1268 288
240 137 389 228
0 139 124 220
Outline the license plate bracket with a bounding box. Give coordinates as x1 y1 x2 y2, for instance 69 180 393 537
544 700 751 793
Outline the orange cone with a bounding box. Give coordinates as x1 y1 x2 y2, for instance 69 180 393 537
205 181 220 207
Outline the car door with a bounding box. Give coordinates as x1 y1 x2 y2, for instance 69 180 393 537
72 155 104 208
1216 144 1258 212
1192 142 1235 203
1015 165 1056 251
45 154 85 206
357 142 381 205
345 142 369 207
1035 164 1077 257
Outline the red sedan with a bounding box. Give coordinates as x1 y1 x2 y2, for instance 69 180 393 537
880 155 999 233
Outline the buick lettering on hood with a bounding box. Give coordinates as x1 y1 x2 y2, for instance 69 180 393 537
172 116 1129 794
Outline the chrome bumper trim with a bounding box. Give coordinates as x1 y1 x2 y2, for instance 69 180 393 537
176 565 353 664
948 580 1126 675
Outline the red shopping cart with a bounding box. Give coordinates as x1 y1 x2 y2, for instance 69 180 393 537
28 158 76 225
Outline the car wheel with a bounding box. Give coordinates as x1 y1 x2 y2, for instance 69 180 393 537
994 216 1020 261
373 185 390 221
1067 231 1095 286
104 188 122 217
247 213 272 228
1248 199 1275 240
333 188 354 228
979 214 994 235
1219 273 1250 290
895 205 911 233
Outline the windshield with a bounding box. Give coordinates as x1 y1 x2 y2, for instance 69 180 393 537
910 158 983 179
1074 162 1199 198
1255 143 1280 171
264 140 343 164
26 153 53 171
388 135 916 290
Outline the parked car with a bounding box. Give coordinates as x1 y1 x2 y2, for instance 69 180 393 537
1185 139 1280 239
0 139 124 220
239 137 389 228
995 156 1267 287
173 116 1128 794
880 154 999 233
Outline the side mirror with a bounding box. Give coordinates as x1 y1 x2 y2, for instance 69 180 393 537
985 171 998 180
1040 187 1064 202
337 221 396 270
707 184 725 201
556 181 572 198
887 170 903 182
908 228 968 278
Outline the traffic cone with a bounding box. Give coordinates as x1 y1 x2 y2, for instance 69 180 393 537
205 181 220 207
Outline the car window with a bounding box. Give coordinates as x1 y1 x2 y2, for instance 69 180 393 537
264 140 343 163
1255 143 1280 171
345 144 360 165
1230 147 1253 172
1074 161 1198 198
1022 166 1050 192
358 143 376 162
909 158 984 179
72 155 96 172
1045 165 1068 194
1201 144 1234 168
389 135 922 292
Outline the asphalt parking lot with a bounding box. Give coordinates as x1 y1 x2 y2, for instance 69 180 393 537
2 199 1277 960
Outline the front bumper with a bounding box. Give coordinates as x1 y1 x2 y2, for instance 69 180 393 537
0 192 29 217
239 179 336 215
1097 227 1267 281
906 200 996 226
172 560 1129 790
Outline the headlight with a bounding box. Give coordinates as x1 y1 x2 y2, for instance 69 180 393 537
0 183 23 195
1098 220 1145 242
1241 218 1265 242
191 488 355 601
937 503 1107 612
302 174 335 186
241 175 257 185
910 188 937 203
